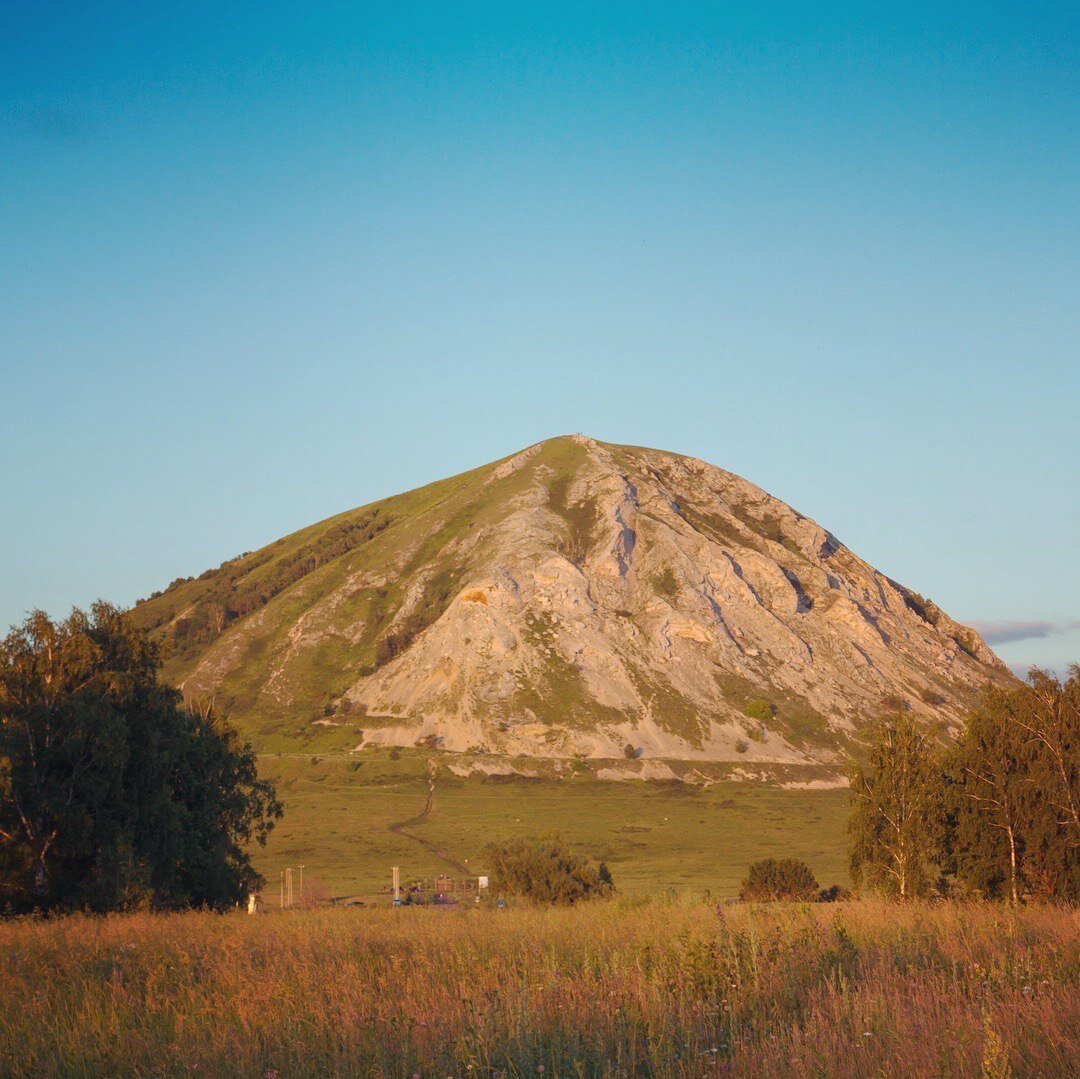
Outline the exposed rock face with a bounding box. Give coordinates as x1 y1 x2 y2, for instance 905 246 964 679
135 436 1011 762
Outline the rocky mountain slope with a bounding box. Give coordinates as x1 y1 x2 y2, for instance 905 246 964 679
133 436 1011 763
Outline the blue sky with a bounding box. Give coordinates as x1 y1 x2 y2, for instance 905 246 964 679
2 2 1078 673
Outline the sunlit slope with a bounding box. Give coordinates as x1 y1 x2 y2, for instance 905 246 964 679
133 436 1010 758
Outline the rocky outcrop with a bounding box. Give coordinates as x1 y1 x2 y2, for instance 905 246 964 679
138 436 1012 762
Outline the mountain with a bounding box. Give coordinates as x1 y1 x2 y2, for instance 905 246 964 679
132 436 1010 763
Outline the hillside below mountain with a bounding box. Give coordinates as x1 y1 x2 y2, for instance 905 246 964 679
132 436 1011 764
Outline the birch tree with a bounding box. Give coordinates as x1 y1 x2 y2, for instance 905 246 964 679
949 670 1079 902
849 713 944 899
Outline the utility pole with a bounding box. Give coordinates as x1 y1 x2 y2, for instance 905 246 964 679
392 865 400 904
280 870 285 909
298 864 305 908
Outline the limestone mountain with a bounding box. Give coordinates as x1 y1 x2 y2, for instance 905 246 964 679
133 436 1010 763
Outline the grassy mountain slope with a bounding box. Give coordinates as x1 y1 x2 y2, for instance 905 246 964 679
132 436 1010 760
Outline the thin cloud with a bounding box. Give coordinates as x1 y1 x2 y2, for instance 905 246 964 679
969 620 1058 646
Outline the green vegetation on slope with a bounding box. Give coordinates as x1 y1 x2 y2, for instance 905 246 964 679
129 438 624 746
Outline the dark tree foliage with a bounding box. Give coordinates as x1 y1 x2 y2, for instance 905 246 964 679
483 836 614 904
739 857 819 901
371 563 463 672
0 604 282 913
142 512 391 656
945 667 1079 903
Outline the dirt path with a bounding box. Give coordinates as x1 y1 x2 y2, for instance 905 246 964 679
387 760 468 874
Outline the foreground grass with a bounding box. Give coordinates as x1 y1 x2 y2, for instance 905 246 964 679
255 749 849 900
1 901 1075 1077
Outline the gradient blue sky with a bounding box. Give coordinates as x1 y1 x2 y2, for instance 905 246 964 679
2 2 1078 672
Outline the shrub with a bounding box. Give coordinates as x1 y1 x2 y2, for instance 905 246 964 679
652 568 679 600
735 738 750 754
743 698 775 722
817 883 852 902
739 857 819 901
623 744 640 760
482 836 614 904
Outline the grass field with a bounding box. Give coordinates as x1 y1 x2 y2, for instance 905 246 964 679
254 749 850 901
1 900 1075 1076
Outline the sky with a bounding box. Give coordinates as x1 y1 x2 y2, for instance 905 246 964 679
2 2 1078 674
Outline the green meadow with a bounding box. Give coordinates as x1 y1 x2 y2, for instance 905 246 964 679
254 748 850 902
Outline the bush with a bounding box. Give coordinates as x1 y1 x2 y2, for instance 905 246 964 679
482 836 614 904
743 698 775 722
623 744 640 760
817 884 852 902
739 857 819 902
735 739 749 754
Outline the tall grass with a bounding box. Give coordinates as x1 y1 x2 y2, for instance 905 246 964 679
0 900 1075 1076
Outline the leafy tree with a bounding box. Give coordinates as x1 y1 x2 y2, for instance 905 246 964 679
739 857 819 901
848 713 944 899
947 668 1078 902
482 836 614 904
946 690 1027 902
0 604 281 912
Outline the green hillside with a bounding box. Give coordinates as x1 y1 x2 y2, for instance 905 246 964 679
132 438 597 747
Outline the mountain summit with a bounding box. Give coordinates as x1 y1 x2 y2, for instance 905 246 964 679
134 436 1009 763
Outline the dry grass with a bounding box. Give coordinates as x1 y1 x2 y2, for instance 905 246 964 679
0 900 1076 1077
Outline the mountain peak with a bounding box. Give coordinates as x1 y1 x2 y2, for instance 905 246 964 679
132 439 1010 763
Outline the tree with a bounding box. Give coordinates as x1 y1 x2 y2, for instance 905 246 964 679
946 690 1026 903
482 836 614 904
739 857 819 901
848 713 944 899
0 604 282 912
948 669 1078 902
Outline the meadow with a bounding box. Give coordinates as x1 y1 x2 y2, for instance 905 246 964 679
1 900 1075 1077
253 749 850 900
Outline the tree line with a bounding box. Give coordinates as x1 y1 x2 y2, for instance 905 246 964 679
136 510 391 656
850 668 1078 902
